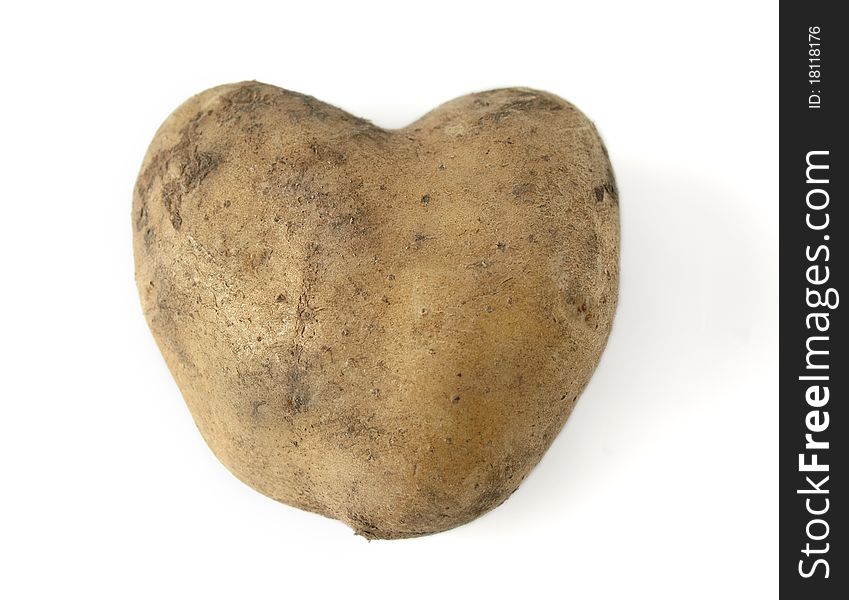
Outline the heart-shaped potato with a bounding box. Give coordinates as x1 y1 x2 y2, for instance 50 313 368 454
133 82 619 538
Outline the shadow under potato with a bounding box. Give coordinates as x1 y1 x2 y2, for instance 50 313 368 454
470 157 774 537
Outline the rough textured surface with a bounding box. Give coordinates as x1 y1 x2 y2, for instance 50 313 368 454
133 81 619 539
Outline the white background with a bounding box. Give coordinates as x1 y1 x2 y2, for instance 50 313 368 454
0 1 777 598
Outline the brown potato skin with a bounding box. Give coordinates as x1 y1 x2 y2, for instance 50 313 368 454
133 81 619 538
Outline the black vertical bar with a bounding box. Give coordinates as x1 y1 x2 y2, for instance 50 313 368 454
780 5 847 597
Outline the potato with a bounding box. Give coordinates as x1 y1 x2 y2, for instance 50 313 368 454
133 81 619 538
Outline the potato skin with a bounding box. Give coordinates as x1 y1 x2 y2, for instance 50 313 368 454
133 81 618 538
